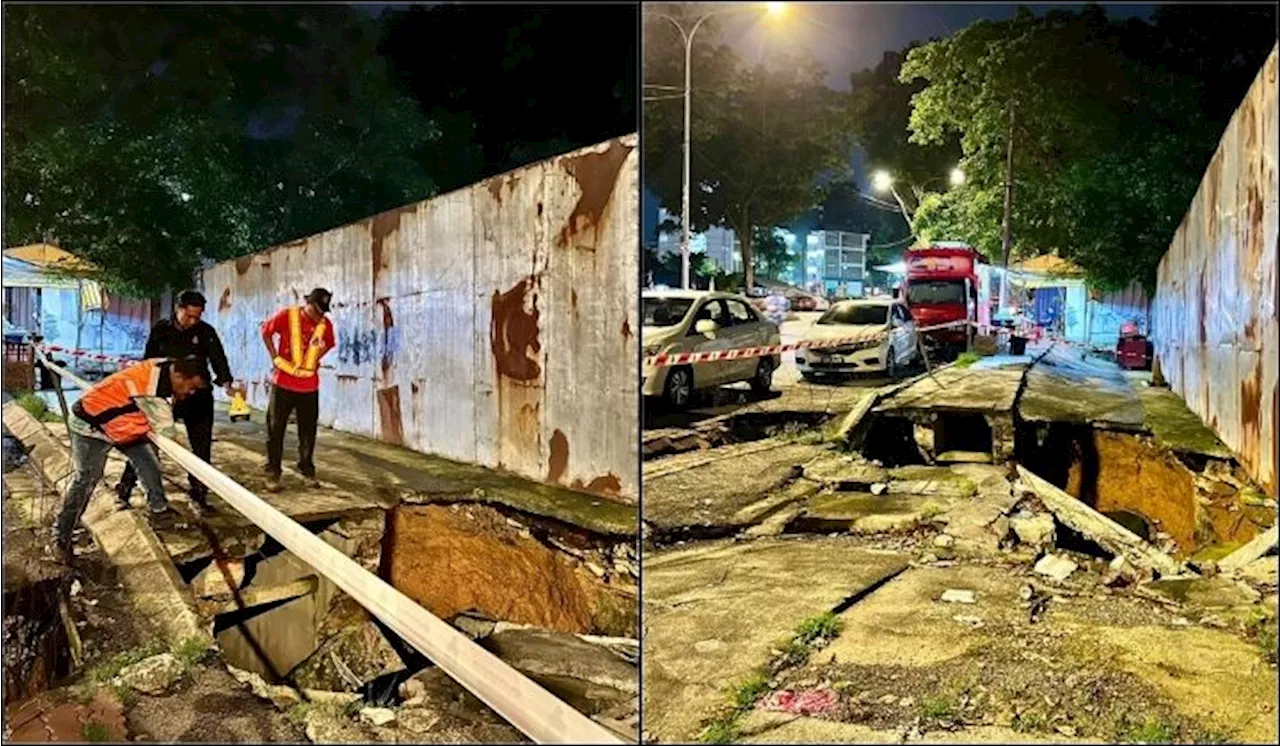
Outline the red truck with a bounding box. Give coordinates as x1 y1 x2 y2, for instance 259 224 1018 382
901 242 986 359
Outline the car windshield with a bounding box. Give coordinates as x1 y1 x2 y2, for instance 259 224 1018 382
907 280 966 305
817 304 888 326
643 297 695 327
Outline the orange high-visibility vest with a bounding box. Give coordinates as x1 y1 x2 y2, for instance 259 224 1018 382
72 359 167 446
272 306 328 378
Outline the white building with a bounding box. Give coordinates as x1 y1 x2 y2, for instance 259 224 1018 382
802 230 869 296
656 208 742 274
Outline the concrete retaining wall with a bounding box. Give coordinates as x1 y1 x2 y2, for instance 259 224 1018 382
1152 46 1278 496
201 136 639 502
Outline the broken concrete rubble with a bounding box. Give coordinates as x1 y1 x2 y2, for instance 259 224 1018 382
113 653 185 695
1010 512 1055 548
1016 466 1184 577
1033 554 1078 582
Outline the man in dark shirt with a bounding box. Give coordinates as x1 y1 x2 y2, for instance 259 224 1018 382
116 289 233 512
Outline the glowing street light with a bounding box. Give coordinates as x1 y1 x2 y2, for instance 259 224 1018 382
950 167 966 186
872 170 894 193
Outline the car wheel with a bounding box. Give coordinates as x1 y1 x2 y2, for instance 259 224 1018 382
664 366 694 409
751 357 775 394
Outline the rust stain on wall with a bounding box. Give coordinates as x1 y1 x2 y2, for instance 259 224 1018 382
571 289 578 313
218 288 232 312
376 298 394 330
556 139 634 251
547 428 569 484
377 385 406 446
621 319 632 343
369 204 417 279
486 174 518 205
234 256 253 275
490 276 542 381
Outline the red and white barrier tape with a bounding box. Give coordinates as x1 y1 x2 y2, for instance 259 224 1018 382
36 344 140 367
643 320 971 368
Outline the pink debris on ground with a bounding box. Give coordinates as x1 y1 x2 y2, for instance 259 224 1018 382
759 687 840 716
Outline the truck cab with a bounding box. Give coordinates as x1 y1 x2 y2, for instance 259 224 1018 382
902 242 985 358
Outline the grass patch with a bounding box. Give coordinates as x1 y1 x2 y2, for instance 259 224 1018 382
287 702 312 726
699 717 739 744
1119 716 1177 744
172 636 211 668
1244 611 1277 664
954 352 981 369
81 722 112 742
794 612 840 645
86 641 167 684
918 501 947 520
920 695 956 721
12 390 60 422
730 670 771 711
1011 710 1047 733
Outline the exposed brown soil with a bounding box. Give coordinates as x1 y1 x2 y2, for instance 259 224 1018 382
1066 431 1199 552
388 504 613 634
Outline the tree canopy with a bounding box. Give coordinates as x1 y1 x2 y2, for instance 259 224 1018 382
866 3 1274 290
3 4 636 297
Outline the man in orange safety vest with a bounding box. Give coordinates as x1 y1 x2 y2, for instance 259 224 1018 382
260 288 336 492
51 357 210 563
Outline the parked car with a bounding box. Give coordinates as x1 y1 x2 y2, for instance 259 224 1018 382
786 290 830 312
795 298 919 381
642 290 782 408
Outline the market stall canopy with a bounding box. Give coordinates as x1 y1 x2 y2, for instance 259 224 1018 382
1010 254 1087 289
2 243 99 289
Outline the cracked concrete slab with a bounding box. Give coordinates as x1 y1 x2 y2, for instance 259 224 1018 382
642 538 908 743
643 440 831 533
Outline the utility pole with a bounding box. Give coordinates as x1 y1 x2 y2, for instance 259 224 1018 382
998 105 1015 312
680 26 694 290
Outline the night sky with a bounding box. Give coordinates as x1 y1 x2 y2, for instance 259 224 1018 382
714 3 1161 90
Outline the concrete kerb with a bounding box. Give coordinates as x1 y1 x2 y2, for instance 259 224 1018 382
2 400 211 650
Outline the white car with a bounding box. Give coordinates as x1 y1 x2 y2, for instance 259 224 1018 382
795 298 919 380
642 290 782 409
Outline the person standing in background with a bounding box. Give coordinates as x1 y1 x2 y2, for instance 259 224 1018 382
116 290 232 513
260 288 335 492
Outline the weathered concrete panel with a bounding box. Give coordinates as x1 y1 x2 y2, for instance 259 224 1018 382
201 137 639 501
1152 46 1278 496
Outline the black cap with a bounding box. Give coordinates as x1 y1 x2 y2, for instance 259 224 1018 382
306 288 332 312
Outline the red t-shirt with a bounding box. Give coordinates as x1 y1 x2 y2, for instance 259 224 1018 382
263 307 336 393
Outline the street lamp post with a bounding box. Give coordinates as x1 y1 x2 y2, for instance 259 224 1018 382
872 166 965 235
647 3 784 289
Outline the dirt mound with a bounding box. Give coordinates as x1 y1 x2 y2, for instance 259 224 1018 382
387 504 611 634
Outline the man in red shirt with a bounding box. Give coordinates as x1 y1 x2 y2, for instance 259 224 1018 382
260 288 336 491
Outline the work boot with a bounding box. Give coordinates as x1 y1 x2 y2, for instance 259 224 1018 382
265 474 283 493
302 474 321 489
189 490 215 515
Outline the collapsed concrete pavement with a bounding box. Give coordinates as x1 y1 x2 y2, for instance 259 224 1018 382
3 402 638 744
642 343 1277 744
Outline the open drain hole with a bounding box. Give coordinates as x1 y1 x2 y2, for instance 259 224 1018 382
934 413 992 455
861 416 924 467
